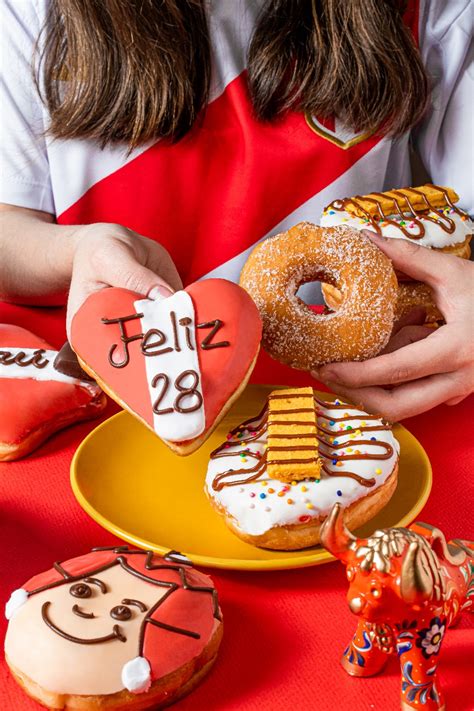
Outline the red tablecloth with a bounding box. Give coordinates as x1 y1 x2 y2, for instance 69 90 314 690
1 304 473 711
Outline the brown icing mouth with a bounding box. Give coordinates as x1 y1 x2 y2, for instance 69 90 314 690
41 601 126 644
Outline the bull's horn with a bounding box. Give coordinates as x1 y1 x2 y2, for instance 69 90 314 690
320 503 356 558
400 541 434 604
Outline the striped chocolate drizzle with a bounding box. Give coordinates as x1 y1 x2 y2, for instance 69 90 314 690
210 394 394 491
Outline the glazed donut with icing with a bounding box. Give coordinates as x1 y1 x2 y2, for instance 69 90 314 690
4 546 223 710
0 325 106 461
320 184 473 324
240 222 398 369
205 388 399 551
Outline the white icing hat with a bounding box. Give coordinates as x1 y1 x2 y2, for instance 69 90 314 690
5 588 28 620
121 656 152 694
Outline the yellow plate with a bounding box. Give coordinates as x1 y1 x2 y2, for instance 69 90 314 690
71 385 432 571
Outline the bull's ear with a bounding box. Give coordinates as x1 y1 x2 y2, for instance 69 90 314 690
411 522 466 566
320 503 356 561
400 541 433 604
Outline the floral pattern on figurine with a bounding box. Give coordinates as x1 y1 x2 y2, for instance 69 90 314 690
321 504 474 711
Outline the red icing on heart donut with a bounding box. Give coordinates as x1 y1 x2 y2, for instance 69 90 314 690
0 324 105 452
71 279 262 450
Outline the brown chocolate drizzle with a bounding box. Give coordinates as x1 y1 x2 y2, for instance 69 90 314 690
42 601 126 644
110 605 132 621
72 605 95 619
122 598 148 612
29 547 221 654
197 320 230 349
69 583 92 599
85 577 107 594
170 311 181 352
0 348 50 369
328 184 466 240
178 318 195 350
210 394 395 492
101 313 144 368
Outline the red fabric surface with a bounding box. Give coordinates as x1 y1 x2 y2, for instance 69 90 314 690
1 303 473 711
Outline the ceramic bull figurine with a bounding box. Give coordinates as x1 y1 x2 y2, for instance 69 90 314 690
320 504 474 711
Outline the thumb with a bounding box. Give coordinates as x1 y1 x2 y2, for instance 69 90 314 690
67 256 175 340
361 230 460 288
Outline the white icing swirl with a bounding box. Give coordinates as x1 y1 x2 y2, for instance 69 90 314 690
320 208 472 249
205 401 399 536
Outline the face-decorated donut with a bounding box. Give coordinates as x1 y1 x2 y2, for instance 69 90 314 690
5 547 222 709
0 324 106 461
240 223 398 369
71 278 262 455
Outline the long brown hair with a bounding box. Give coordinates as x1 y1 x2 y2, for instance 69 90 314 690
36 0 428 149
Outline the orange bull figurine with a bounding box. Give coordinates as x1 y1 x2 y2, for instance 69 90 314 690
320 504 474 711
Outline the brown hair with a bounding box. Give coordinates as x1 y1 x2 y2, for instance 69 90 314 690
37 0 428 149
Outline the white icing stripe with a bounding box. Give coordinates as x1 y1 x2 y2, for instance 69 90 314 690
134 292 205 442
205 402 399 536
320 209 473 249
0 348 99 393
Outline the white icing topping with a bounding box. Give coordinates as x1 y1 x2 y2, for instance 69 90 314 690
121 656 152 694
320 208 473 249
205 401 399 536
134 291 205 442
5 589 28 620
167 552 192 564
0 348 99 395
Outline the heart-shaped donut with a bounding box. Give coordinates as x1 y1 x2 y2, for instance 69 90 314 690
71 279 262 454
0 324 106 461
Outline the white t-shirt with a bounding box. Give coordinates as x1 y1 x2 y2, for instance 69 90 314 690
0 0 472 287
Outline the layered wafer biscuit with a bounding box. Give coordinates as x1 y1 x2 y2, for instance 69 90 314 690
321 183 472 251
267 387 320 483
340 185 459 219
205 393 400 550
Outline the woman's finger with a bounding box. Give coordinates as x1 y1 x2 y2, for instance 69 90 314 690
391 306 427 336
66 237 177 337
313 328 456 388
145 241 183 293
382 325 433 355
320 371 466 422
361 230 462 289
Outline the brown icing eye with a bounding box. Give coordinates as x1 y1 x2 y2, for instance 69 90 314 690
69 583 92 599
110 605 132 621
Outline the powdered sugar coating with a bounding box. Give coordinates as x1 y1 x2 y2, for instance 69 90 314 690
240 223 397 369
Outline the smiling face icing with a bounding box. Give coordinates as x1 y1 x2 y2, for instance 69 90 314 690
5 553 220 697
5 566 159 695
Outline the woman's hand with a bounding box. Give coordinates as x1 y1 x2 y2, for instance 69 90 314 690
67 223 182 336
313 231 474 421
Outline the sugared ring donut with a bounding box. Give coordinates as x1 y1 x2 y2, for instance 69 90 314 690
323 281 442 325
240 223 398 369
395 282 442 324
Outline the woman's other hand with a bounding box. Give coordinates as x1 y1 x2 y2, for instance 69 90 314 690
313 231 474 421
68 223 182 336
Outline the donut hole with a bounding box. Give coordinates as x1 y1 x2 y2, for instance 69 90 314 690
295 281 325 307
296 279 341 314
